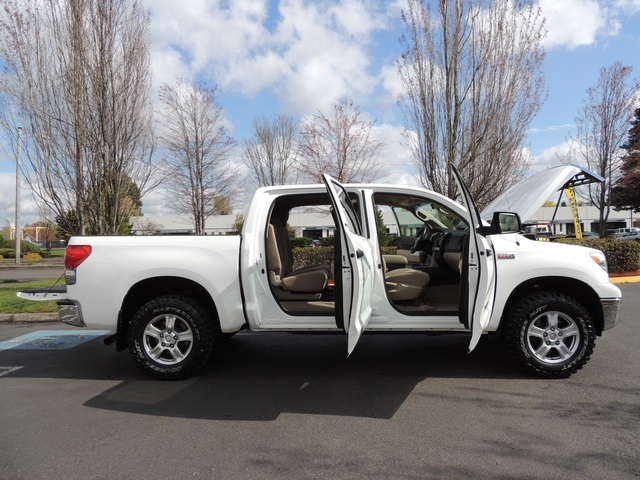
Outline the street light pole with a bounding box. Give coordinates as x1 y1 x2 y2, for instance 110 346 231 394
15 126 22 265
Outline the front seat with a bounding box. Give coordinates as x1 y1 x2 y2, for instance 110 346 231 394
383 256 430 301
266 223 329 300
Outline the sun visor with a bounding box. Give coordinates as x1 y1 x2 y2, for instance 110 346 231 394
480 165 603 222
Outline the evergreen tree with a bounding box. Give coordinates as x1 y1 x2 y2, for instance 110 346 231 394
611 107 640 213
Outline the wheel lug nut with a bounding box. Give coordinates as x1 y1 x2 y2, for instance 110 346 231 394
161 342 165 347
170 344 174 348
544 333 548 337
555 341 559 345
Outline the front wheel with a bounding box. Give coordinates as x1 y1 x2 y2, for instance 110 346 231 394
503 292 595 378
128 295 215 379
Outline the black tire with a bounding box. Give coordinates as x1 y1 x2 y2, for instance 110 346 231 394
128 295 215 380
502 292 595 378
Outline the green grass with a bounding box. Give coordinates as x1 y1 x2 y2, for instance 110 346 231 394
0 278 61 314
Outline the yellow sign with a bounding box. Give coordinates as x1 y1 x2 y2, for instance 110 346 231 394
564 188 582 239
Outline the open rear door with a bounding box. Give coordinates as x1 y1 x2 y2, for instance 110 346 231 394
322 174 374 355
451 165 497 352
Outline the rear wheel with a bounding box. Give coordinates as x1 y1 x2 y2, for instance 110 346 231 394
503 292 595 378
128 295 215 379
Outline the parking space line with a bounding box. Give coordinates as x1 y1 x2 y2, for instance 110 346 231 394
0 366 24 378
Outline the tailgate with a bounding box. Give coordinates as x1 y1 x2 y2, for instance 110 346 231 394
17 285 68 301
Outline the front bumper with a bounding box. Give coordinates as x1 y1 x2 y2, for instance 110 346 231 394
57 301 86 328
601 298 621 331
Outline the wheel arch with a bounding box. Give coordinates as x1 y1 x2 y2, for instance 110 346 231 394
115 276 220 352
500 276 604 336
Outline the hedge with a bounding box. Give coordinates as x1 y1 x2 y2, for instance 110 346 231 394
555 238 640 274
292 245 398 278
0 242 49 259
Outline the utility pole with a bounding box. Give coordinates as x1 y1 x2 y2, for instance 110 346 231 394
15 126 22 265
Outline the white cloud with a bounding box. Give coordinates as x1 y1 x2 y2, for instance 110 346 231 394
529 141 574 169
142 0 391 117
369 123 417 185
0 171 41 227
615 0 640 14
539 0 620 50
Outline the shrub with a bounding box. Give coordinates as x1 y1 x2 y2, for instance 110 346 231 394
290 236 313 248
293 246 333 271
23 252 42 264
0 248 15 258
319 236 335 247
555 238 640 273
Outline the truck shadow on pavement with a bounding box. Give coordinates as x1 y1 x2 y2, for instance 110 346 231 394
2 330 526 420
108 332 522 420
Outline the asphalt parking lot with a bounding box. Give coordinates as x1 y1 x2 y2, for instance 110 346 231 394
0 283 638 480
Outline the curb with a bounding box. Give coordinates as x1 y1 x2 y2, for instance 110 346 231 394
610 276 640 284
0 313 59 323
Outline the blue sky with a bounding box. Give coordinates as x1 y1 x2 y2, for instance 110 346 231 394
1 0 640 224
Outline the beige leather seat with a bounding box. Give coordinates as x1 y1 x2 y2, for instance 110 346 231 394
266 223 329 300
383 255 430 301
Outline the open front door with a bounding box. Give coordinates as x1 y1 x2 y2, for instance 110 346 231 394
451 166 497 353
322 174 374 355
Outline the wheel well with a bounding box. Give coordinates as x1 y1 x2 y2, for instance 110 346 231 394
116 276 220 351
501 277 604 335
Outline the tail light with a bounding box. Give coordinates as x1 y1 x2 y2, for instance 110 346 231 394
65 245 92 269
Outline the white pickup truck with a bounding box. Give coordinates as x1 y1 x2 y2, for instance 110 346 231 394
20 166 621 379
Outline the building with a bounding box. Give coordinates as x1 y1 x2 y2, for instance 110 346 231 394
131 205 638 237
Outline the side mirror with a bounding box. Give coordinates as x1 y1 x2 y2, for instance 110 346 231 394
492 212 522 234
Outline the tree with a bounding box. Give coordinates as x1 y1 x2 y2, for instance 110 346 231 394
243 114 299 187
230 214 244 235
567 63 640 234
159 80 238 235
611 107 640 213
298 98 385 183
375 208 390 247
0 0 157 235
213 196 233 216
397 0 546 208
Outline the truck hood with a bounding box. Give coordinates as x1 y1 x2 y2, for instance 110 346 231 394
480 164 603 222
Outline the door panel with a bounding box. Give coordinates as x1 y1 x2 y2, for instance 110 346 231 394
322 175 375 354
450 166 497 352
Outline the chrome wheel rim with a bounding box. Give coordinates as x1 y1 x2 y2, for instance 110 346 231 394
143 314 194 365
526 310 580 364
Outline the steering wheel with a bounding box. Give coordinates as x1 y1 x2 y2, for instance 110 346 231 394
410 225 432 254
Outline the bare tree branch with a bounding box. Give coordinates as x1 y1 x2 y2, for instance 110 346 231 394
566 62 640 235
0 0 156 235
159 80 238 235
298 98 386 183
398 0 546 208
243 114 299 187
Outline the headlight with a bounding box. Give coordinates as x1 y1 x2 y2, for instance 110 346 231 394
589 251 608 272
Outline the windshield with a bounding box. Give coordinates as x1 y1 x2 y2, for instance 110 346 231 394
413 201 468 231
373 193 468 236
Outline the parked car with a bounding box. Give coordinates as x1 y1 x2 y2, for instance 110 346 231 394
617 231 640 242
613 227 640 238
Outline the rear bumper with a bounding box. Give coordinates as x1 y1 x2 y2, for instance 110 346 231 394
601 298 621 331
57 301 86 328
